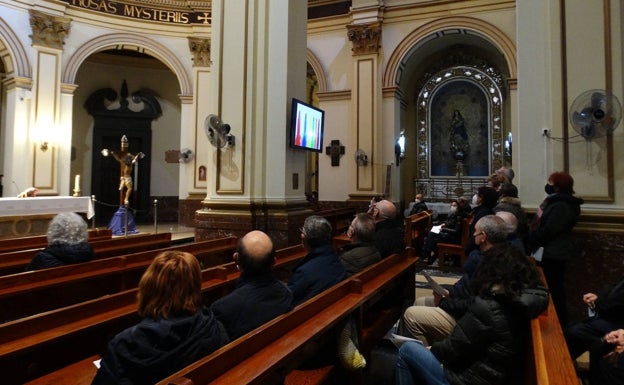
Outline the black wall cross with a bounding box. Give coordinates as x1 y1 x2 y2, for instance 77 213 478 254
325 140 345 167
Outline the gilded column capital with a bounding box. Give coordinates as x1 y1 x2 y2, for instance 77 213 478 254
29 10 71 50
188 37 211 67
347 22 381 55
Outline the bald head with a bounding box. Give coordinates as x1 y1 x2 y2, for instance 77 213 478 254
495 211 518 235
374 199 397 222
236 230 275 276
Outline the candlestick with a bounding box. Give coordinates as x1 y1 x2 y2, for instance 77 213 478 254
73 174 81 197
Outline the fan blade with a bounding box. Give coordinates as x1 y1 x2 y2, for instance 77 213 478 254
572 110 592 127
590 92 606 110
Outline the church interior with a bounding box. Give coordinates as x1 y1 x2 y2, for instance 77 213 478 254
0 0 623 384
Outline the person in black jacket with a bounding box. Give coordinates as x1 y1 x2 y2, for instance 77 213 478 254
371 199 406 258
588 328 624 385
395 246 549 385
421 197 471 265
565 278 624 360
288 215 347 306
211 230 293 340
530 171 583 326
26 212 94 271
407 193 428 217
92 251 228 385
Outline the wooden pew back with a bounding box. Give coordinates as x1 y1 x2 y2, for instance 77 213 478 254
404 209 432 256
0 228 112 253
1 245 307 385
0 232 172 276
0 237 237 322
157 252 416 385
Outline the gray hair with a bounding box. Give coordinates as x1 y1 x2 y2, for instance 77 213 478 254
47 212 88 245
302 215 332 248
495 211 518 235
476 215 508 244
352 213 375 243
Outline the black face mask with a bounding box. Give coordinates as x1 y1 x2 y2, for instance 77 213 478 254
544 184 555 195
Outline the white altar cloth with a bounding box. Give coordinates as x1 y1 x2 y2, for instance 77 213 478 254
0 196 94 218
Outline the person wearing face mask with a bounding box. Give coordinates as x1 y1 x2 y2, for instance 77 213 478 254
464 186 499 256
529 171 584 327
420 198 471 265
401 215 512 346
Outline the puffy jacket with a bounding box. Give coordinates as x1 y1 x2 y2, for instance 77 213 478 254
26 242 94 271
431 285 549 385
339 242 382 276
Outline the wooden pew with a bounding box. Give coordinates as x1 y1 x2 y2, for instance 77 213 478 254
1 245 307 385
0 232 172 276
0 237 238 322
156 252 416 385
404 209 432 256
527 266 578 385
436 216 472 267
0 228 112 253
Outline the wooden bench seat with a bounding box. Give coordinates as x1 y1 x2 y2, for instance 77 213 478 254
527 266 578 385
436 216 472 267
1 245 307 385
0 237 238 322
0 232 172 276
157 252 416 385
0 228 112 253
404 210 433 256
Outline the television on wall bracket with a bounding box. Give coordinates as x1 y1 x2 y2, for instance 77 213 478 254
289 98 325 152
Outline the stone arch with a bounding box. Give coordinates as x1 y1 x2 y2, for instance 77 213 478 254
383 16 517 88
306 48 327 93
63 33 192 95
0 17 31 78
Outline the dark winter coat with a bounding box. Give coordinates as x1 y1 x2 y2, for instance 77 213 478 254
26 242 94 271
339 242 382 276
529 193 583 261
431 285 549 385
211 272 293 340
288 245 347 306
374 219 406 258
91 307 229 385
595 278 624 323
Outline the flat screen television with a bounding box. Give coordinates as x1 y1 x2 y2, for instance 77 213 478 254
289 98 324 152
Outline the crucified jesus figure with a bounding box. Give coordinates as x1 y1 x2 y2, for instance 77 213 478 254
101 135 145 205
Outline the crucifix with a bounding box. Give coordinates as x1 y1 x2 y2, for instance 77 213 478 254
325 140 345 167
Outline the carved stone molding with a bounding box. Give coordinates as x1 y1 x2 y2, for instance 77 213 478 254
347 22 381 55
188 37 211 67
29 10 71 50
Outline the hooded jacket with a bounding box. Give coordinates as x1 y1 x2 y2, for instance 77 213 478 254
339 242 382 276
26 242 94 271
91 307 229 385
530 192 584 261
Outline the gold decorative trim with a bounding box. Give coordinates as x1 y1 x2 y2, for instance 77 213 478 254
347 22 381 56
307 49 327 92
316 90 351 101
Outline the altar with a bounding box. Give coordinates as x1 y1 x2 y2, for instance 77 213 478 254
0 196 94 239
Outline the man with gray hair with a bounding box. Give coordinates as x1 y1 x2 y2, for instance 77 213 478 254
497 166 515 184
339 213 382 276
288 215 347 306
402 215 508 345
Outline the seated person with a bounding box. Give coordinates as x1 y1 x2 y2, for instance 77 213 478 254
465 186 499 255
395 246 549 385
371 199 406 258
288 215 347 306
339 213 382 276
403 216 508 346
421 197 471 265
211 230 293 340
92 251 229 385
589 328 624 385
405 193 428 218
26 212 94 271
565 277 624 360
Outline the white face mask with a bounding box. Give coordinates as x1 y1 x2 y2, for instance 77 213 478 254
471 193 479 206
414 199 421 204
449 206 457 214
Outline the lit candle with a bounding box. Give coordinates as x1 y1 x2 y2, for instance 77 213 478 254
74 174 80 191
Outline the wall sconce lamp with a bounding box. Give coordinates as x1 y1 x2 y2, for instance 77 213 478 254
40 141 49 152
